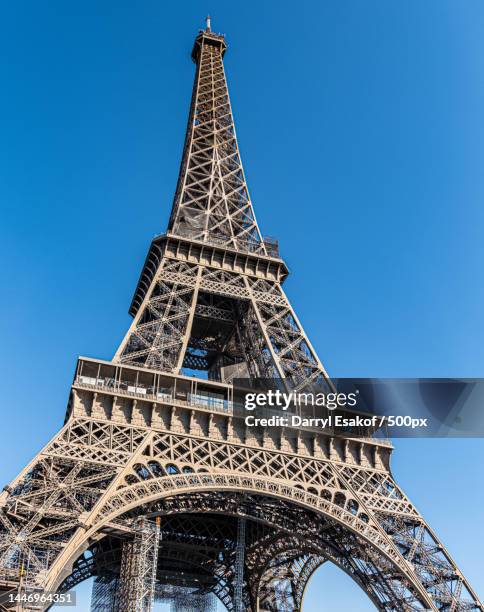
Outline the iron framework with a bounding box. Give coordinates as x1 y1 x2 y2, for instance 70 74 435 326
0 17 482 612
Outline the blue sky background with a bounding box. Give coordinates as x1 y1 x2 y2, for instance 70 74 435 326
1 1 483 610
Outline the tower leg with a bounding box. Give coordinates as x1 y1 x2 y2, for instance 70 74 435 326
115 517 161 612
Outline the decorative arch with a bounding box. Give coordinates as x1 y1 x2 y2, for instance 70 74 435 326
47 472 434 611
2 419 480 612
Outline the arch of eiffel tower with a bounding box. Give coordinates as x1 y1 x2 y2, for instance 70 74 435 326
0 18 482 612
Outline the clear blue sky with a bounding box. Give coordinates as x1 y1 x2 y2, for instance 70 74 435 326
1 1 483 610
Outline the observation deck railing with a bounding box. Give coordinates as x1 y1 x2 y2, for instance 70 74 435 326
162 228 280 258
72 357 391 446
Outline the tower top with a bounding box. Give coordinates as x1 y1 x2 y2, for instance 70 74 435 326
191 18 227 62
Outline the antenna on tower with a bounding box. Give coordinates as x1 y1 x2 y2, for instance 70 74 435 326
205 15 211 32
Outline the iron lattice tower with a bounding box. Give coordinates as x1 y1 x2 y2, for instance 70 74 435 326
0 18 482 612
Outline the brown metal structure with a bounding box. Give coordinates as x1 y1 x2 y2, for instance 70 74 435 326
0 18 482 612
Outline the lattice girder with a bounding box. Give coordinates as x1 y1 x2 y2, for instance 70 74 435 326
114 253 331 389
169 31 264 253
1 415 481 611
1 21 482 612
61 492 457 612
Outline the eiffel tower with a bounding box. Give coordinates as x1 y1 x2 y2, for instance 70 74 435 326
0 17 482 612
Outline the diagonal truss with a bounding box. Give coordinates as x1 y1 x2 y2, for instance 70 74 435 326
169 28 266 253
0 409 482 610
115 258 330 391
0 18 482 612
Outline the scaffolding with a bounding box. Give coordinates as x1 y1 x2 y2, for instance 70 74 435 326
88 517 222 612
5 549 47 612
234 517 246 612
156 585 217 612
115 517 161 612
90 573 118 612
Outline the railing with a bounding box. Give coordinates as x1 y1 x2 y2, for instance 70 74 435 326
74 374 392 446
161 229 280 258
76 376 232 415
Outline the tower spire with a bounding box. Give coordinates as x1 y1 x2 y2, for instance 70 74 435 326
205 14 211 32
169 26 268 256
116 25 329 388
